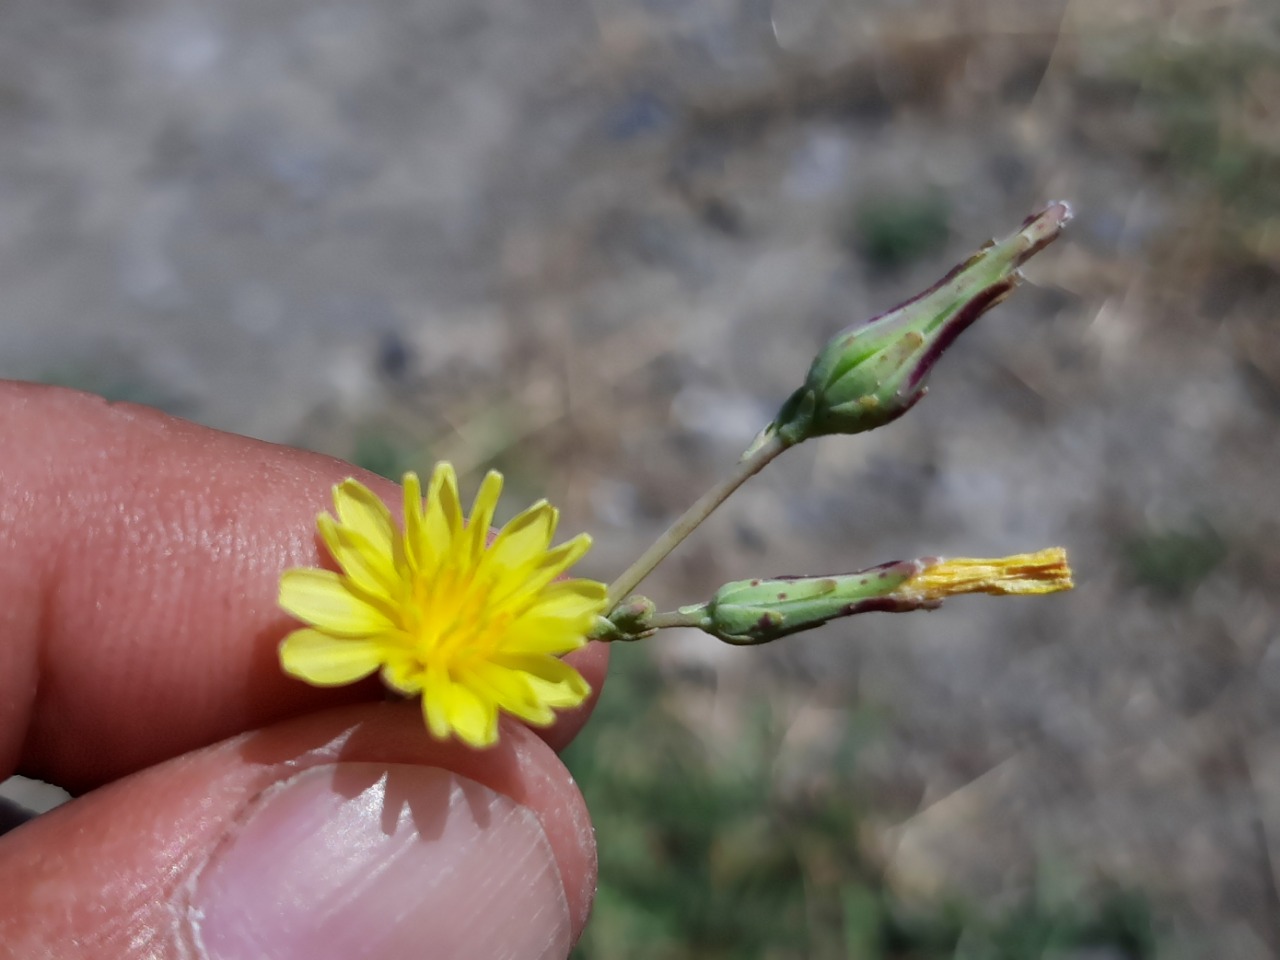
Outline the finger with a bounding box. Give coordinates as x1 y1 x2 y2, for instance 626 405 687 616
0 381 608 791
0 703 595 960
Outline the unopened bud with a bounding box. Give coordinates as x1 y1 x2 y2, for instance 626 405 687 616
747 203 1072 454
591 594 658 642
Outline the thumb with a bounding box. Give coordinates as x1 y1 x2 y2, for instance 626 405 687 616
0 705 596 960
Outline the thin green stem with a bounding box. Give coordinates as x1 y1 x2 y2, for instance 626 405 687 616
605 434 788 608
647 608 707 631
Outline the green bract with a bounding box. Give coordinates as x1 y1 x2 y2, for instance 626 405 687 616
683 561 928 646
748 202 1072 453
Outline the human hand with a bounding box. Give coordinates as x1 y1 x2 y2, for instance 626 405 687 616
0 380 608 960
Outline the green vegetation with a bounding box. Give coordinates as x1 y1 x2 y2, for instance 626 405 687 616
350 430 419 481
1121 38 1280 272
566 645 1156 959
1132 41 1280 213
843 192 951 273
1122 520 1226 600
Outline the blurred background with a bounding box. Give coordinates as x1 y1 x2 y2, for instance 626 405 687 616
3 0 1280 955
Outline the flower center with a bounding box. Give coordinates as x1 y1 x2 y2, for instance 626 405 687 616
409 559 513 672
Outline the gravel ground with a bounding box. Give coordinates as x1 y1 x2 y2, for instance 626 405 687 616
3 0 1280 952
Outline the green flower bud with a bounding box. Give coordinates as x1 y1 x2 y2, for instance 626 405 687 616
591 593 658 642
748 203 1072 453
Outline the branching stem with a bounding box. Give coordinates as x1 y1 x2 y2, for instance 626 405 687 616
605 434 788 609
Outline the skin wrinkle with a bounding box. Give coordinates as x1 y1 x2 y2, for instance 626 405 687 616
560 781 598 927
0 476 54 783
18 790 174 956
503 723 597 929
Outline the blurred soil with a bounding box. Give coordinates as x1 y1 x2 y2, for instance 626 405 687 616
3 0 1280 953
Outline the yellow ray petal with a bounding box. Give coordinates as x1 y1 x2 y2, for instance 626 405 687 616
446 679 499 748
333 479 396 559
381 654 425 695
421 462 462 573
279 569 397 637
317 515 400 601
422 665 453 741
279 629 384 685
482 500 556 577
535 533 593 580
465 470 504 566
499 613 592 656
465 662 555 727
491 534 595 608
402 471 426 575
494 653 590 709
525 578 608 620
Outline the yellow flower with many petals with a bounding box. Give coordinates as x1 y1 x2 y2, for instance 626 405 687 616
278 464 606 749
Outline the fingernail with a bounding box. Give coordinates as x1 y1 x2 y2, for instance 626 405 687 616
189 763 571 960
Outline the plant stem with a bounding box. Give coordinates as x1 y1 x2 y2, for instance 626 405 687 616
605 434 788 608
647 608 708 631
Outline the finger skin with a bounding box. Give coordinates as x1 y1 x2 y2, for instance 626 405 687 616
0 704 597 957
0 381 608 791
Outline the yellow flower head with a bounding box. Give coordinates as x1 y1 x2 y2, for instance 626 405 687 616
278 464 607 749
